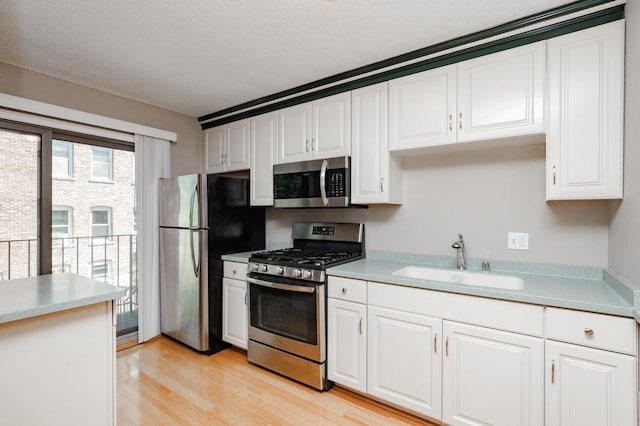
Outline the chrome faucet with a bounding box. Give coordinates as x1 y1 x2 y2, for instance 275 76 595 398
451 234 466 270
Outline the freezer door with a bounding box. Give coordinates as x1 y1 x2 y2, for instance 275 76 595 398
160 227 209 351
159 174 207 229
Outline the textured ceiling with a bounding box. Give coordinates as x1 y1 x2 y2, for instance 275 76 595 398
0 0 577 118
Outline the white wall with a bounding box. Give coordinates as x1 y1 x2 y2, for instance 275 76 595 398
609 4 640 286
267 143 611 267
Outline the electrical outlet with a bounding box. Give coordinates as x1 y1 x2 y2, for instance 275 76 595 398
508 232 529 250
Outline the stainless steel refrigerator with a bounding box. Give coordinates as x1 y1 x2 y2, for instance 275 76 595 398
159 174 265 354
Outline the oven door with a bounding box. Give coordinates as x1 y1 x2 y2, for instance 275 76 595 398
247 274 325 362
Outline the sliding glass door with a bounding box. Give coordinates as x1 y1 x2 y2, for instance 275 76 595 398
1 121 138 338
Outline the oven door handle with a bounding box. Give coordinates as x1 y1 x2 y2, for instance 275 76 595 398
247 277 316 294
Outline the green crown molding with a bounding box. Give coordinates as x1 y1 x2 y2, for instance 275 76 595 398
199 0 623 130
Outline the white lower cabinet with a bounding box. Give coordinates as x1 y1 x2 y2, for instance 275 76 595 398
367 305 442 419
326 277 637 426
546 340 636 426
327 298 367 392
222 261 248 349
442 321 544 426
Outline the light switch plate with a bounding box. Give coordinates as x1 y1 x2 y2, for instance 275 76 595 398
508 232 529 250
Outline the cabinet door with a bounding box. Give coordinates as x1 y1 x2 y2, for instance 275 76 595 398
442 321 544 426
368 306 442 419
389 65 456 150
312 92 351 159
456 41 545 142
327 298 366 392
546 20 624 200
250 112 277 206
278 103 311 164
225 119 250 171
204 126 227 173
546 340 636 426
222 277 248 349
351 83 401 205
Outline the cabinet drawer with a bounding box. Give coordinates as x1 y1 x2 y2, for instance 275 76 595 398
328 277 366 303
546 307 636 355
223 261 247 279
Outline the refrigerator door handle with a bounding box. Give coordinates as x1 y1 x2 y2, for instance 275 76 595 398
190 229 200 278
189 179 199 230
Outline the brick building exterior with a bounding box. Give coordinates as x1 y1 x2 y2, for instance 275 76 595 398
0 130 136 289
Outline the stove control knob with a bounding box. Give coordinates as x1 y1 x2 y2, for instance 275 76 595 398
260 264 268 273
276 267 285 275
251 263 259 272
302 270 312 279
292 269 302 278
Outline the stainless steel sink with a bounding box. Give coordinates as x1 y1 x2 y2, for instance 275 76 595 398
391 266 525 290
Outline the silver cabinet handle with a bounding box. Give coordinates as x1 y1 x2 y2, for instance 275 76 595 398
380 177 384 193
341 287 347 295
434 333 438 353
359 318 363 335
445 336 449 356
449 114 453 131
551 360 555 383
459 112 463 130
244 293 248 305
305 139 310 152
553 165 557 185
312 138 316 152
584 328 594 336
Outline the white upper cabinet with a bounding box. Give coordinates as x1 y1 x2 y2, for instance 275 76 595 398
278 92 351 164
351 82 402 204
204 119 250 173
389 65 456 150
250 112 278 206
389 41 545 153
457 41 545 142
546 20 624 200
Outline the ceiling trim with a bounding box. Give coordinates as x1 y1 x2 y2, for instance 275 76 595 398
199 0 623 130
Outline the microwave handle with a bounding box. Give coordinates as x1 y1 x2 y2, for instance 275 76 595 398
319 159 329 206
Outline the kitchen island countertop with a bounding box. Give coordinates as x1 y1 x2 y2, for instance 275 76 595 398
0 272 126 324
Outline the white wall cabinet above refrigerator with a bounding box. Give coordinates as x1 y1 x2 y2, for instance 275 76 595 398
277 92 351 164
389 41 545 153
546 20 624 201
205 119 251 173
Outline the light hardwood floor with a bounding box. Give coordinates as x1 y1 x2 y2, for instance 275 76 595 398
117 337 438 425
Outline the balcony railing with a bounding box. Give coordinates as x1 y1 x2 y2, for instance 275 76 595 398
0 234 137 335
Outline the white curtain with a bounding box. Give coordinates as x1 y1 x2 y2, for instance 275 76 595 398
135 135 171 342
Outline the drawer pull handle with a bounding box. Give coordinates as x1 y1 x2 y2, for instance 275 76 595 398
551 360 555 383
233 269 238 275
434 333 438 353
584 328 594 336
341 288 347 295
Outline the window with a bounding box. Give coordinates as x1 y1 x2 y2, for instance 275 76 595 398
52 140 72 178
91 146 112 180
91 207 111 240
92 262 111 283
52 207 72 238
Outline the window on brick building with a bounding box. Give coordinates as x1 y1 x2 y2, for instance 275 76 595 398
52 140 72 178
91 207 112 240
91 146 112 180
52 207 72 238
92 262 111 283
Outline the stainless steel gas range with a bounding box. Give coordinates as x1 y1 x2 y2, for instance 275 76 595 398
246 222 365 390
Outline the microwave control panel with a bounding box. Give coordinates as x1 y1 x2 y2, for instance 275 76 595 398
328 169 346 197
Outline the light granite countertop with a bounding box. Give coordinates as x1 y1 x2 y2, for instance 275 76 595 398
0 273 126 324
221 250 260 263
327 251 639 317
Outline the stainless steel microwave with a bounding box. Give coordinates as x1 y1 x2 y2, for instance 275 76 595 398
273 156 350 208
